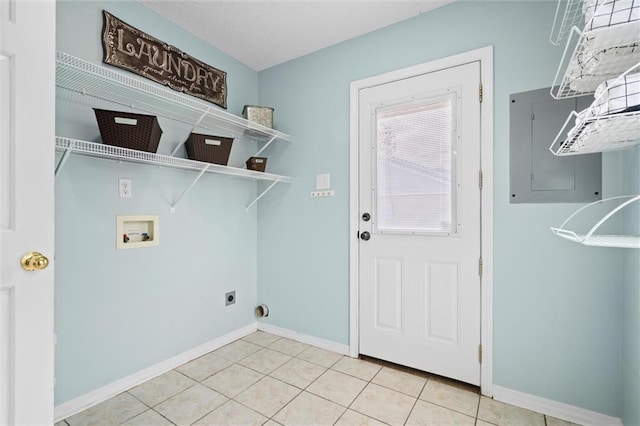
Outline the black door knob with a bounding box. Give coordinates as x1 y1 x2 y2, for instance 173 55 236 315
362 213 371 222
360 231 371 241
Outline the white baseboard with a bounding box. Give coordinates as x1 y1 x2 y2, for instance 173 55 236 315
54 323 258 422
492 385 623 426
257 322 350 356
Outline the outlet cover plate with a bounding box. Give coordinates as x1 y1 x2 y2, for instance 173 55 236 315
119 179 132 198
225 291 236 306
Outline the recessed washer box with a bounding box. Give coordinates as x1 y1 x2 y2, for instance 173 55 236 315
116 215 159 249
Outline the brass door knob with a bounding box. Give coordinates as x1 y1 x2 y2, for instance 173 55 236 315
21 252 49 271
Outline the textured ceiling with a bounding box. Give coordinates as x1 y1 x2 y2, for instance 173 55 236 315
139 1 454 71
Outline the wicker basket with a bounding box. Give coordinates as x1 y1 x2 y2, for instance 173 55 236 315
246 157 267 172
185 133 234 165
94 109 162 153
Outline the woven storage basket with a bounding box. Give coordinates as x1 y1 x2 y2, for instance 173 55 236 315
94 109 162 153
246 156 267 172
185 133 234 165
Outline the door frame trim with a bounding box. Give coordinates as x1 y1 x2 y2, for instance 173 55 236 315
348 46 494 396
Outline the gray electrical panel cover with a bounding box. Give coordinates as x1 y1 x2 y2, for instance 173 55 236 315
510 87 602 203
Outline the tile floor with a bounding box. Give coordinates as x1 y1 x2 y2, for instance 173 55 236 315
57 332 580 426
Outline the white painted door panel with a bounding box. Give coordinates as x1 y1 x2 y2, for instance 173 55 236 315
373 257 403 332
1 1 56 423
359 62 481 385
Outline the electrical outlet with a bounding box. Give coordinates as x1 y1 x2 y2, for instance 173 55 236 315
119 179 132 198
225 291 236 306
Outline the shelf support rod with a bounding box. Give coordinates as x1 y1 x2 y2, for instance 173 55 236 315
169 142 185 158
55 141 74 176
255 135 278 157
170 107 212 157
170 165 209 212
246 178 282 211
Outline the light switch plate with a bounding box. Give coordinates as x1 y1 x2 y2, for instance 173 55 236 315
316 173 330 190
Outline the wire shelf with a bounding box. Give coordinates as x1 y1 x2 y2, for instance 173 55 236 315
550 0 585 46
552 233 639 247
55 137 291 184
551 110 640 154
56 52 292 143
550 195 640 248
551 23 640 99
550 63 640 155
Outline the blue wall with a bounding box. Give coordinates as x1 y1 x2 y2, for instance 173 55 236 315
55 1 261 404
54 0 638 420
622 147 640 426
257 1 625 417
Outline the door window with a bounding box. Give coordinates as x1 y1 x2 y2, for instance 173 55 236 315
375 92 458 234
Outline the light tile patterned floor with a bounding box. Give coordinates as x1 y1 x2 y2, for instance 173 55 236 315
57 332 581 426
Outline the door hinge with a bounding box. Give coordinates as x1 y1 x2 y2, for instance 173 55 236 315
479 170 483 190
479 345 483 363
479 83 483 103
479 257 483 278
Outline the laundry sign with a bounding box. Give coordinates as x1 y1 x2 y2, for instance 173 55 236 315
102 10 227 109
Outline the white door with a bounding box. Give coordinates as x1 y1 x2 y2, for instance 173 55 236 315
1 1 56 424
358 61 481 385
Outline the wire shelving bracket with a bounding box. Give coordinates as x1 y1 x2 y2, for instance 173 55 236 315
246 179 282 211
55 140 75 176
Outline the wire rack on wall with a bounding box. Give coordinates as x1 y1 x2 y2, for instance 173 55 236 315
551 195 640 248
55 137 291 182
550 0 585 46
550 63 640 155
55 137 291 211
56 52 292 145
550 0 640 99
550 110 639 155
551 24 640 99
